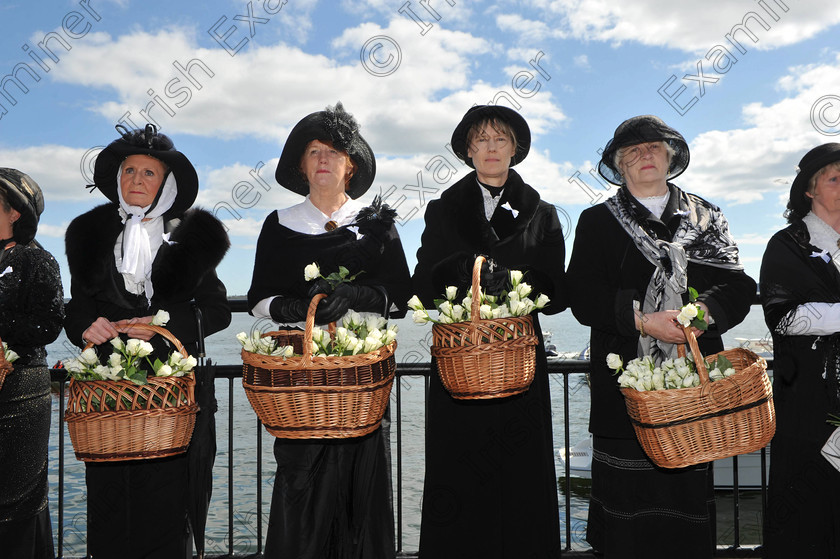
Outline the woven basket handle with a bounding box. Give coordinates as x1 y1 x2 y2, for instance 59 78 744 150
83 323 189 359
469 255 486 324
302 293 337 365
676 325 710 384
0 335 12 374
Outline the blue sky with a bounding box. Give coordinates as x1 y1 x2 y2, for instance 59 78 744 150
2 0 840 296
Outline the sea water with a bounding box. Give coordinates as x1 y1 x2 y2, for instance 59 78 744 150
45 306 773 555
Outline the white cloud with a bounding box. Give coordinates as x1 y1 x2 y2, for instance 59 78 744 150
509 1 840 54
680 52 840 204
0 144 93 200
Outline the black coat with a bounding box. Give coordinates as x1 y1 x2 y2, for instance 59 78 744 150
413 170 565 558
64 203 231 356
248 207 411 559
567 184 756 439
760 221 840 558
0 244 63 558
64 203 231 559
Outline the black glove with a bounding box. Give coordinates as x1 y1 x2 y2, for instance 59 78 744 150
313 291 352 324
480 265 509 297
431 251 474 289
332 283 387 314
307 278 332 298
269 296 308 323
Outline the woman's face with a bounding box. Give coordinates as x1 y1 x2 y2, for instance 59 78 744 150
467 123 515 186
618 141 669 193
120 154 166 207
807 165 840 220
300 139 351 195
0 196 20 241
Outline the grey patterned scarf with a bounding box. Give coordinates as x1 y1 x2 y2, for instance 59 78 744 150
605 185 744 362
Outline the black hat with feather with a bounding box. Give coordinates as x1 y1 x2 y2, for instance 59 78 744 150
275 102 376 199
92 123 199 217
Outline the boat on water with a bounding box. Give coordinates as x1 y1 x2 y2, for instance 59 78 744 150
556 436 770 489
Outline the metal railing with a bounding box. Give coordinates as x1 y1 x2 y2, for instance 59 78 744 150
47 300 770 558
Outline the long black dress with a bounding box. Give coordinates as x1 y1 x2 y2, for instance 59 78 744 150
567 185 755 559
760 220 840 558
413 170 566 559
0 243 64 558
248 204 410 559
64 204 230 559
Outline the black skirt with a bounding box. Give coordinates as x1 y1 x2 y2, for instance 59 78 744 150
587 436 715 559
264 426 395 559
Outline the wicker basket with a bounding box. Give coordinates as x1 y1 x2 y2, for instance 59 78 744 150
241 293 396 439
0 336 13 391
431 256 539 400
64 324 198 462
621 327 775 469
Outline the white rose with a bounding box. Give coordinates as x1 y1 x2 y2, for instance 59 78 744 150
110 337 125 351
479 304 493 319
183 356 198 370
723 367 736 377
509 270 523 285
151 309 170 326
137 341 154 358
412 309 430 324
676 311 691 327
515 282 533 298
169 352 183 365
681 304 699 319
304 263 320 282
236 332 249 345
407 294 424 311
535 293 550 309
156 364 174 377
80 348 99 365
445 286 458 301
125 339 141 355
606 353 623 370
108 353 122 368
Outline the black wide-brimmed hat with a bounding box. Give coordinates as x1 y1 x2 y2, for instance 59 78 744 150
275 102 375 199
0 168 44 245
598 115 690 186
787 142 840 220
450 105 531 168
92 124 199 216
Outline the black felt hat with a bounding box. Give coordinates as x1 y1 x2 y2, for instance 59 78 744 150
787 143 840 220
275 102 375 199
0 168 44 245
598 115 690 186
450 105 531 168
92 124 199 216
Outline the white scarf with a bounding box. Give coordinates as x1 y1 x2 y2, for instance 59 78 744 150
116 168 178 302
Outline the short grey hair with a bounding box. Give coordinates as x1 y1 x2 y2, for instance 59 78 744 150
614 141 676 177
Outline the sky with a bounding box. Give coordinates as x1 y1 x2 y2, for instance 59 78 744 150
2 0 840 297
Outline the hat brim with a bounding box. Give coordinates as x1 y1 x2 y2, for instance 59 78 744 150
275 110 376 199
790 144 840 202
450 105 531 168
0 168 44 245
598 115 690 186
93 140 199 216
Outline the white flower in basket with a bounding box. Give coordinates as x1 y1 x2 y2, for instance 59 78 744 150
407 269 550 325
607 301 737 392
1 342 19 363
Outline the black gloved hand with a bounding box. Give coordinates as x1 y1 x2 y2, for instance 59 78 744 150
480 266 509 297
314 291 352 324
307 278 332 298
269 296 308 323
432 251 475 289
332 283 387 314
